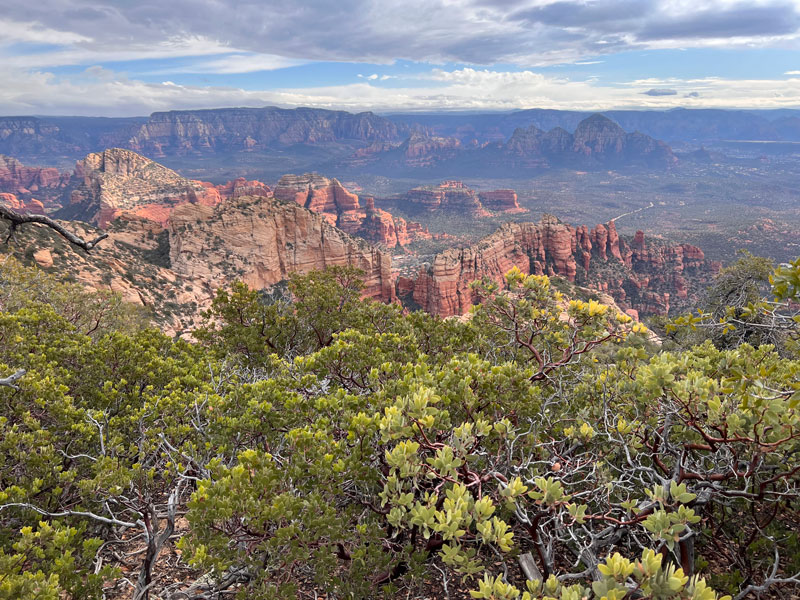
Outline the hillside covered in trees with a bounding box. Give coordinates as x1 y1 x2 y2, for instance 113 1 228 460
1 239 800 598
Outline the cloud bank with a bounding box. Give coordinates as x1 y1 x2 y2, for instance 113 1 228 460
0 1 799 114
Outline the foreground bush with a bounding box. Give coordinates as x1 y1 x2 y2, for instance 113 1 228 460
1 261 798 599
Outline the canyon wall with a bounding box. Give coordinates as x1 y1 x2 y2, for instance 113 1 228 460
274 173 430 248
407 217 719 318
168 195 396 303
123 107 405 156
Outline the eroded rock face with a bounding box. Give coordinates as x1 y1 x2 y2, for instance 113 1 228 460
0 192 46 214
274 173 363 229
477 190 525 213
4 193 398 336
403 181 525 216
168 195 395 303
399 133 462 167
213 177 272 199
124 107 404 156
411 219 578 316
274 174 429 247
61 148 220 227
407 218 718 318
0 155 70 209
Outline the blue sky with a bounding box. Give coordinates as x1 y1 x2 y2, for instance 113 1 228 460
1 0 800 116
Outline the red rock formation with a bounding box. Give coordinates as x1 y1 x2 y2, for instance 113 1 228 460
0 155 70 210
0 192 46 214
406 217 717 318
213 177 272 200
61 148 221 227
606 220 623 260
411 218 578 316
0 155 69 193
274 174 430 248
404 182 527 216
168 195 395 303
403 182 488 216
274 173 364 230
478 189 526 213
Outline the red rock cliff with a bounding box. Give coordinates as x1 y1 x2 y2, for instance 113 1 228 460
61 148 220 227
408 218 718 318
168 195 395 303
274 174 430 248
0 155 70 209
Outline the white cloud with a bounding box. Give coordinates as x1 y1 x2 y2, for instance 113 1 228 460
0 18 89 45
2 66 798 117
786 70 800 75
1 1 799 71
153 53 302 74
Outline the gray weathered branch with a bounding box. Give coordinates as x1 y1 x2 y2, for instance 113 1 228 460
0 369 25 390
0 206 108 251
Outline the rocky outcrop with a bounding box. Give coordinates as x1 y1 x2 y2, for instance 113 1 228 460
274 173 429 248
403 181 526 216
477 189 525 213
123 107 405 156
274 173 365 230
411 217 578 316
213 177 272 199
0 192 45 214
358 197 431 249
503 114 677 168
407 217 719 318
0 155 70 209
60 148 221 227
168 195 395 303
4 190 398 335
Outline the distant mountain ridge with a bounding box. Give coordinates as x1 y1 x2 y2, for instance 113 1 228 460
122 107 406 156
3 106 799 177
354 114 677 173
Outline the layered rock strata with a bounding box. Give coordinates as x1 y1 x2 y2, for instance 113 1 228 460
168 195 395 303
5 193 396 336
123 107 404 156
61 148 221 226
0 155 71 209
274 173 429 248
403 181 525 216
407 217 719 318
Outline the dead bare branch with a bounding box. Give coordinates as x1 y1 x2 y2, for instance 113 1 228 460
0 368 25 390
0 206 108 251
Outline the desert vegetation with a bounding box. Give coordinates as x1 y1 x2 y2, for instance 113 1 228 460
1 250 799 599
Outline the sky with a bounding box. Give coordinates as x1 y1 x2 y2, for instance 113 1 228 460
2 0 800 116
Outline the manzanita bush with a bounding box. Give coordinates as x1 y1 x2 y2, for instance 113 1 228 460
1 257 799 599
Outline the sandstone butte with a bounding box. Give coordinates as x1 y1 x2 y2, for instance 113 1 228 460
273 173 430 249
402 180 526 216
61 148 224 227
12 193 395 337
404 216 719 319
0 192 45 214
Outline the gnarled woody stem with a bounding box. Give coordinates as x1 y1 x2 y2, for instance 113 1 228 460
0 206 108 251
0 369 26 390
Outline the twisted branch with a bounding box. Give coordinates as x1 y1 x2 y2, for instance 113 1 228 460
0 206 108 251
